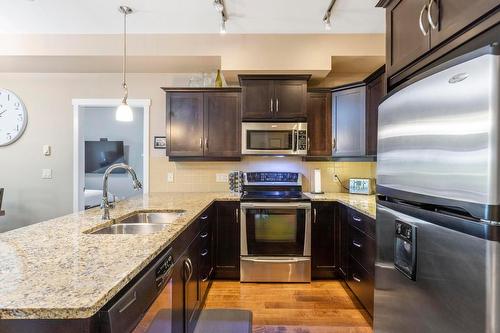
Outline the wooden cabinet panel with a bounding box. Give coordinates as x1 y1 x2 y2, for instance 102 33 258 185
274 80 307 120
365 70 385 156
347 256 374 316
349 226 376 275
167 93 204 157
332 86 366 157
387 0 431 76
241 80 274 120
337 204 350 280
429 0 499 47
214 202 240 279
204 92 241 157
307 92 332 156
183 238 201 333
311 202 336 279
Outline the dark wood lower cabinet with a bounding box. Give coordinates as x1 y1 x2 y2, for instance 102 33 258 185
214 201 240 279
311 202 336 279
336 204 350 280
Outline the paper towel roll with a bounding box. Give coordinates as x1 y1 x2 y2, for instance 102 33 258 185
311 169 323 194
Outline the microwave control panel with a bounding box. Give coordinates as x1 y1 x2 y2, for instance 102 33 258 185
297 130 307 151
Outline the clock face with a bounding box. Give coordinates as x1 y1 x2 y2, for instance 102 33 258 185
0 89 28 147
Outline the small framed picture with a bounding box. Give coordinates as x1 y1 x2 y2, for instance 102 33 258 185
154 136 167 149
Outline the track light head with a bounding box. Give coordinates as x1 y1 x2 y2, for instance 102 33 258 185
214 0 224 12
220 17 227 34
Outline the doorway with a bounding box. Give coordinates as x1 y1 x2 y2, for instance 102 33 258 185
72 99 150 212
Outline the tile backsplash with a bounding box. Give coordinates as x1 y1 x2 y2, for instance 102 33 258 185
150 156 376 193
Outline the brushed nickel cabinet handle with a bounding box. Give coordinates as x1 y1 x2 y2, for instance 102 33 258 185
235 208 239 223
205 137 208 149
276 98 279 113
427 0 438 30
352 241 362 248
419 4 429 36
201 249 209 257
199 137 203 149
353 275 361 283
200 232 209 238
270 98 274 113
313 208 317 224
352 216 362 222
307 137 310 151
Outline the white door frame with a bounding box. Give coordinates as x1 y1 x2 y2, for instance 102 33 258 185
71 98 151 213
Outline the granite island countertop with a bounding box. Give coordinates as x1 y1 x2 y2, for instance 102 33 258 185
0 191 375 320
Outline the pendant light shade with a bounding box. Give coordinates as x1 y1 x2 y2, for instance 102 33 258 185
116 102 134 122
116 6 133 122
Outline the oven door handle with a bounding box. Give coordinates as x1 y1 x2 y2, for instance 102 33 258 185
241 257 310 264
240 202 311 209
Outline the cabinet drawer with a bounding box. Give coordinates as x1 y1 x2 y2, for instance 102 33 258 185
349 226 376 275
347 256 374 316
348 209 375 239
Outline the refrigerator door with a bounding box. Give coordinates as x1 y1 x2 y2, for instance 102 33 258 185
377 46 499 221
374 203 499 333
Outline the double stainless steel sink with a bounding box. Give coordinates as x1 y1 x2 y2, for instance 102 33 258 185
90 211 185 235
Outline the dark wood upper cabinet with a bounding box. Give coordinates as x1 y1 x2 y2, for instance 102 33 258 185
380 0 499 90
311 202 336 279
214 201 240 280
386 0 431 77
239 75 310 121
167 92 204 157
365 66 385 156
241 80 274 119
163 88 242 161
273 80 308 120
204 92 241 157
307 90 332 156
429 0 499 48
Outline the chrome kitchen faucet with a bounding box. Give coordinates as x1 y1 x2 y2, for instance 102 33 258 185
101 163 142 220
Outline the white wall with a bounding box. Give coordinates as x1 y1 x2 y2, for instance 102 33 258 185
83 106 143 201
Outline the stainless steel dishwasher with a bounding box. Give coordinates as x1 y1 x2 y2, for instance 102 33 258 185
99 248 175 333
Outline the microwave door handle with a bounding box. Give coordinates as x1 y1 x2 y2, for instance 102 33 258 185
292 130 297 152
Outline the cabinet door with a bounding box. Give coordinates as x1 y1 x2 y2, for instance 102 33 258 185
274 80 307 120
387 0 431 76
332 86 366 157
365 73 385 156
167 93 204 156
241 80 274 120
307 92 332 156
311 202 336 279
429 0 499 47
337 205 350 280
215 202 240 279
204 92 241 157
183 238 201 333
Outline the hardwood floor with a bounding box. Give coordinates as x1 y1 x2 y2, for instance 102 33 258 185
204 280 373 333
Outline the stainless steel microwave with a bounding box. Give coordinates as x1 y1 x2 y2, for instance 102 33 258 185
241 122 308 155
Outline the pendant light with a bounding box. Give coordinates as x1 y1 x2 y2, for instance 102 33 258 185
116 6 134 122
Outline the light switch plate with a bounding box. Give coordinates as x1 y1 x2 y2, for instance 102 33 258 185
41 169 52 179
42 145 51 156
216 173 228 183
167 172 174 183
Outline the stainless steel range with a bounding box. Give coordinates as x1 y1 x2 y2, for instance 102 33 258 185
240 172 311 283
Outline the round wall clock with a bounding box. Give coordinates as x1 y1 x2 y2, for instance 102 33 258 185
0 89 28 147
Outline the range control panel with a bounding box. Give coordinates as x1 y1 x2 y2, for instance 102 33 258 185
245 172 300 184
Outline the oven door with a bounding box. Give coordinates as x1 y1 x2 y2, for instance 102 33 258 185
241 122 307 155
240 202 311 256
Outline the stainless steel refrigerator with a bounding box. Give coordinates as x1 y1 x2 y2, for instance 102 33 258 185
375 44 500 333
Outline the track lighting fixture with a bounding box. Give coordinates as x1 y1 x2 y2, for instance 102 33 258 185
323 0 337 31
214 0 227 34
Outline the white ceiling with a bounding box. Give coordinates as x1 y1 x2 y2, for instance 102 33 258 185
0 0 384 34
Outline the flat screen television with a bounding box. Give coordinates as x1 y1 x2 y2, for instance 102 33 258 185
85 140 125 173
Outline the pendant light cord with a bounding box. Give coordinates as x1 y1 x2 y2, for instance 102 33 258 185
122 9 128 103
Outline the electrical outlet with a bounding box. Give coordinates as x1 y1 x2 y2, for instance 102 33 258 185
41 169 52 179
216 173 228 183
167 172 174 183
